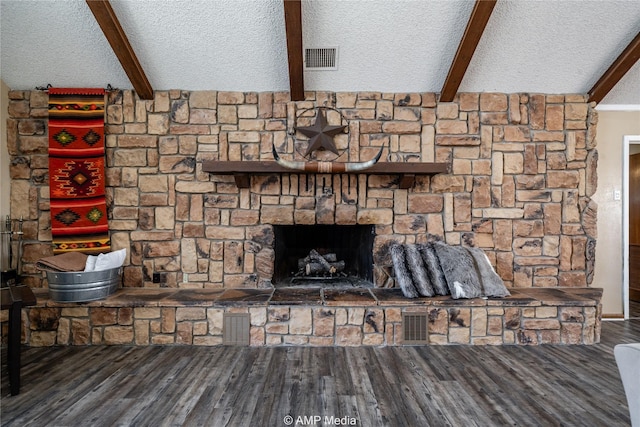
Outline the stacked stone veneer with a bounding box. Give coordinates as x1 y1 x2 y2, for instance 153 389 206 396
18 288 601 346
7 90 597 292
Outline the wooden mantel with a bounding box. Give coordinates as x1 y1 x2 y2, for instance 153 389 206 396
202 160 450 189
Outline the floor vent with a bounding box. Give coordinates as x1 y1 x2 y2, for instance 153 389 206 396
402 313 429 344
304 47 338 70
223 313 250 346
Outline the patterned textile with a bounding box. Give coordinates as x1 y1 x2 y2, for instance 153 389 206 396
48 88 110 254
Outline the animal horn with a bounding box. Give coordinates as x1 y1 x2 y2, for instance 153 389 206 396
272 143 308 170
272 143 383 173
344 146 384 172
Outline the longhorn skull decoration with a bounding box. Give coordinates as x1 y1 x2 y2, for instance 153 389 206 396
272 143 384 173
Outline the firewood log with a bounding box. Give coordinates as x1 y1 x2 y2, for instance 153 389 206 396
308 249 332 271
304 260 346 276
297 252 337 269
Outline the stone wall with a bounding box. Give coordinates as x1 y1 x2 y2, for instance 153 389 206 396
20 287 602 346
6 90 598 291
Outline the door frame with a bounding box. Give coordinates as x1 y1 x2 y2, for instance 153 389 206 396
623 135 640 319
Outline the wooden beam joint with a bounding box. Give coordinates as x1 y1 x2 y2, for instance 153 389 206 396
283 0 305 101
440 0 497 102
588 31 640 104
86 0 154 100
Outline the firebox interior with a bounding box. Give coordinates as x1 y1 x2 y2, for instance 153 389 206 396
273 225 375 287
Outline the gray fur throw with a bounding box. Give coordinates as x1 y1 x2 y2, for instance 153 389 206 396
419 243 450 296
433 242 482 299
390 244 419 298
404 244 435 297
389 242 510 299
466 247 511 297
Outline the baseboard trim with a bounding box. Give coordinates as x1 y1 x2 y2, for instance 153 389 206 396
602 313 625 320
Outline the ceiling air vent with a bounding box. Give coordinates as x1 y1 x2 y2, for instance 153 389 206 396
402 313 429 345
304 47 338 71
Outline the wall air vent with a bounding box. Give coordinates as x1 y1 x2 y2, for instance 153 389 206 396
304 47 338 70
223 313 250 346
402 313 429 344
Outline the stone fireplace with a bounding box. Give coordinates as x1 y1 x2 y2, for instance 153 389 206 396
8 89 598 295
273 224 375 287
4 89 604 346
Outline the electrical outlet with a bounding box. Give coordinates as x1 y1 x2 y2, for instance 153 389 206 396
614 190 621 201
152 272 167 283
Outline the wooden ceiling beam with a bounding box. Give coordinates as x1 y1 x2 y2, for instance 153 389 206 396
86 0 154 100
588 31 640 104
440 0 497 102
283 0 305 101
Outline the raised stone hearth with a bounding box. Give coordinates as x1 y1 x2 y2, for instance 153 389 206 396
15 287 602 346
5 89 602 347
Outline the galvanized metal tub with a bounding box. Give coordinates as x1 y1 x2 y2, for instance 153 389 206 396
46 267 122 302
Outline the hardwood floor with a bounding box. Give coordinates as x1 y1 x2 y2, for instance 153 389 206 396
2 320 639 427
630 299 640 318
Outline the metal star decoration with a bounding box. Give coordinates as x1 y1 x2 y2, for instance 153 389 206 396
295 108 347 157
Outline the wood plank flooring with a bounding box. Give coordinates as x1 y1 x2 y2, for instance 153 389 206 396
2 320 639 427
629 299 640 318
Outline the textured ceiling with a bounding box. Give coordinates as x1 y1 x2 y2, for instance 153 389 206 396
1 0 639 104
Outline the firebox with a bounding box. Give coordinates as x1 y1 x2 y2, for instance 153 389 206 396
273 225 375 287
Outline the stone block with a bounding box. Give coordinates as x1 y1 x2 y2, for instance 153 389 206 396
561 323 583 344
290 308 312 335
437 103 459 118
565 103 588 121
29 331 58 347
547 170 580 189
61 307 88 317
539 330 561 344
522 319 560 330
151 335 175 345
336 326 363 346
448 308 470 328
357 209 393 225
436 120 467 134
487 316 503 335
471 308 488 336
218 92 245 105
265 323 289 334
103 326 134 345
436 135 481 146
176 308 206 321
535 307 558 318
250 308 267 327
382 121 421 134
91 308 118 326
449 327 471 344
560 307 585 322
314 309 335 337
133 308 160 320
459 93 478 111
29 308 60 331
480 93 508 111
134 320 150 345
407 194 443 213
503 152 523 174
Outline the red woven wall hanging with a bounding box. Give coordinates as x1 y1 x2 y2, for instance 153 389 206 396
48 88 110 254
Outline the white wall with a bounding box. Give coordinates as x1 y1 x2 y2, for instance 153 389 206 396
593 110 640 316
0 80 10 220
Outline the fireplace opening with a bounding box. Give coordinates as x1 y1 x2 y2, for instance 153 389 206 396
273 225 375 288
